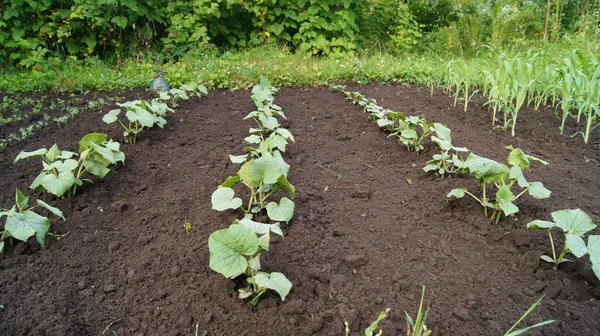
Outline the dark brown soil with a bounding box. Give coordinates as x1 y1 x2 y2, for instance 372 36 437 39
1 84 600 335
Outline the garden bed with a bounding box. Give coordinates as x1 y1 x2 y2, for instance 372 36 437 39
1 84 599 335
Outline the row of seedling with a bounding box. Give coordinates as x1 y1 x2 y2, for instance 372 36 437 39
209 77 295 305
337 87 556 334
442 49 600 143
2 84 207 254
348 89 600 280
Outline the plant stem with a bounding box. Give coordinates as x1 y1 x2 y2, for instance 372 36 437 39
553 247 568 270
482 183 488 217
548 231 557 261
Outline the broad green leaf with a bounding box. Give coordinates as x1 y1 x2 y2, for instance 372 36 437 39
36 200 65 220
46 144 61 162
79 133 107 153
506 145 548 168
551 209 596 236
250 155 284 185
446 188 466 199
40 171 77 197
238 160 258 189
131 108 156 128
111 16 128 29
83 157 110 178
377 118 394 128
248 255 261 272
5 210 50 246
400 128 418 139
565 234 588 258
274 175 295 197
221 175 241 188
245 134 262 144
509 166 529 188
258 114 280 130
104 141 125 163
496 185 515 204
48 159 79 173
208 224 258 278
276 128 295 142
254 272 292 301
498 200 519 217
14 148 48 163
103 109 121 124
229 154 248 164
266 197 295 223
527 220 556 230
15 189 29 212
272 151 290 177
90 142 120 165
211 187 243 211
267 134 288 152
464 153 509 183
423 163 439 173
238 218 282 236
527 182 551 199
587 235 600 280
30 172 47 190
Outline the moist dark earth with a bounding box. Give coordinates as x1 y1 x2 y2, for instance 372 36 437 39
1 84 600 335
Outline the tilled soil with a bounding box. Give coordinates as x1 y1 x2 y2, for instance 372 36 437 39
0 84 599 335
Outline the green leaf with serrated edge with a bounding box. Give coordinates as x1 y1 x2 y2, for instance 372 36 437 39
228 154 248 164
527 182 551 199
211 187 243 211
377 118 394 128
208 224 258 278
49 159 79 173
267 134 288 152
238 218 282 236
565 234 588 258
257 231 271 251
14 148 48 163
400 128 418 139
83 157 110 178
5 210 50 246
423 164 439 173
258 114 280 130
30 172 47 191
499 200 519 217
46 144 61 162
41 171 77 197
248 255 261 272
104 141 125 163
250 155 284 185
506 145 548 168
58 150 77 160
90 142 120 164
464 153 509 183
551 209 596 236
446 188 466 199
276 128 294 142
221 175 241 188
527 220 556 230
509 166 529 188
266 197 295 223
496 185 515 203
103 109 121 124
15 189 29 212
274 175 295 197
238 160 258 189
245 134 262 144
272 150 290 176
36 199 65 220
254 272 292 301
79 133 107 153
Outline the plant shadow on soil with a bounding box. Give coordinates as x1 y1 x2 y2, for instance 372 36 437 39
1 84 600 335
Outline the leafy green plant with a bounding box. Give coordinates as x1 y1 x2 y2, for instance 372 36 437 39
344 308 390 336
0 189 65 253
14 133 125 198
446 146 551 224
423 123 468 177
405 286 431 336
527 209 600 279
208 220 291 304
504 295 555 336
103 99 174 144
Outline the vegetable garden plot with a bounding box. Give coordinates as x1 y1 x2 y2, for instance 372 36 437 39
1 85 600 335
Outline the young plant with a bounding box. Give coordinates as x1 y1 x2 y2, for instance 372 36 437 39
527 209 600 279
208 219 291 304
212 152 295 220
344 308 390 336
423 123 469 177
0 189 65 253
103 99 174 143
446 146 551 224
14 133 125 198
504 295 554 336
405 286 432 336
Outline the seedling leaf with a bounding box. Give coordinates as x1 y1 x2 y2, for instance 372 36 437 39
446 188 466 199
229 154 248 164
551 209 596 236
254 272 292 301
464 153 509 183
40 171 77 197
102 109 121 124
266 197 295 223
14 148 48 163
565 234 588 258
36 199 65 220
208 224 258 278
5 211 50 246
526 220 555 230
527 182 551 199
588 235 600 279
211 187 243 211
79 133 107 152
15 189 29 212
